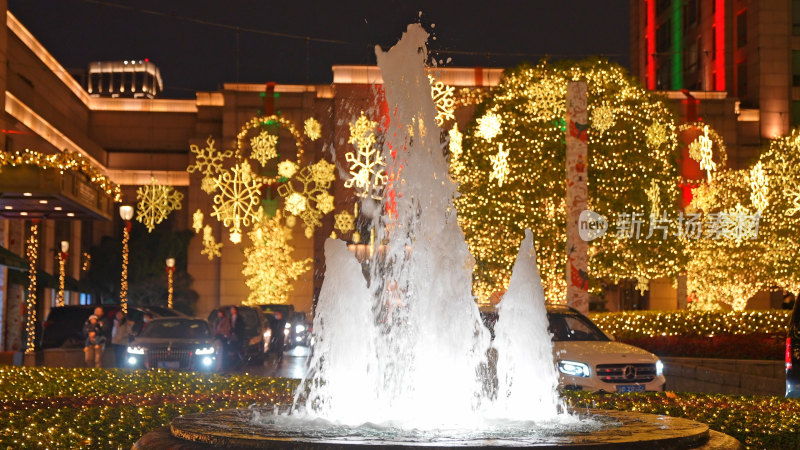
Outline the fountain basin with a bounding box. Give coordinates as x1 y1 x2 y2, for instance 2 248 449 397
133 407 742 449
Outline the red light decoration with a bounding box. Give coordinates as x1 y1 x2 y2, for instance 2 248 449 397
714 0 726 91
645 0 656 90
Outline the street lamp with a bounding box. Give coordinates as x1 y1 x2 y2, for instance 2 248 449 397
165 257 176 309
56 240 69 307
119 205 134 314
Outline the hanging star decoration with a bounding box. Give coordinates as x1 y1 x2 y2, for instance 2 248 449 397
135 178 184 232
200 225 222 260
689 125 716 180
211 161 263 244
786 185 800 216
304 117 322 141
645 179 661 218
278 160 299 179
428 74 455 126
250 131 279 166
591 104 615 133
749 161 768 213
646 121 668 149
277 159 336 236
334 209 355 234
192 209 204 233
187 136 233 194
489 143 510 187
345 113 387 199
476 111 502 141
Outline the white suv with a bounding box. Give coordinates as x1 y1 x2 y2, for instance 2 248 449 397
548 306 665 393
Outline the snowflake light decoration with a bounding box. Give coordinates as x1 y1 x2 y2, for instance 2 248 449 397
211 161 263 244
646 121 668 149
476 111 502 141
304 117 321 141
522 77 565 118
334 209 355 234
250 131 279 166
489 143 510 187
749 161 768 213
428 75 455 126
278 160 299 179
236 115 306 184
135 178 184 232
690 183 714 212
786 185 800 216
591 105 615 132
187 137 233 194
201 225 222 260
645 179 661 218
277 159 336 235
345 113 386 199
448 123 464 173
192 209 204 233
316 192 335 214
689 125 716 180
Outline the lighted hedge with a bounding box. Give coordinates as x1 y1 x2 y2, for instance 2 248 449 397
589 310 792 339
0 367 798 448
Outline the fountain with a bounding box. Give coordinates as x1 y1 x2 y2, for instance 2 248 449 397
136 24 741 449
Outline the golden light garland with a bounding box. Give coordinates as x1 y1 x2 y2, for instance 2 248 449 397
277 160 337 236
135 178 184 232
242 210 311 305
249 131 279 166
428 74 455 126
56 250 66 307
186 137 233 194
200 225 222 260
211 161 263 244
345 113 386 199
456 60 683 303
236 115 305 184
304 117 322 141
25 221 38 354
645 179 661 218
166 266 175 309
0 149 122 202
120 221 130 315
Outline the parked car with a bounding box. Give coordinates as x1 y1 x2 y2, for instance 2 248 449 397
207 305 268 365
787 298 800 398
41 305 184 349
126 317 217 371
481 305 665 393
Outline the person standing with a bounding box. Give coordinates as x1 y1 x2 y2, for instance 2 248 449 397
84 329 105 368
111 311 132 367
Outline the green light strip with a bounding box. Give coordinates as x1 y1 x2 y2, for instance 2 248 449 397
672 0 683 89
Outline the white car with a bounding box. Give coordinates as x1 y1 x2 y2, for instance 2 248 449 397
548 306 665 393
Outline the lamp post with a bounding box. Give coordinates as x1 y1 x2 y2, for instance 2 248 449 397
165 257 175 309
119 205 134 315
56 240 69 307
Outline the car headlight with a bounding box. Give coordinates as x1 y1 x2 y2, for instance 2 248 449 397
195 346 215 355
127 356 138 366
656 359 664 377
126 346 145 355
558 360 590 377
284 323 291 329
296 324 306 333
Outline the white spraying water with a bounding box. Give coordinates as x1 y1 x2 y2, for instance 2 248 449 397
290 23 565 429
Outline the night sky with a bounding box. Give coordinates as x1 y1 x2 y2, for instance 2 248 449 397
9 0 630 98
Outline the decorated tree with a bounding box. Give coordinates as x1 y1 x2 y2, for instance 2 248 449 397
241 209 311 305
453 60 685 304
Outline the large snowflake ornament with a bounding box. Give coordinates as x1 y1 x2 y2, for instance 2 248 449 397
135 178 184 232
786 185 800 216
304 117 322 141
646 121 668 149
278 160 299 179
489 143 510 187
345 113 386 199
689 125 716 180
200 225 222 260
591 105 615 132
277 160 336 235
187 137 234 194
428 75 455 126
211 161 263 244
476 111 502 141
749 161 768 213
334 209 355 234
250 131 279 166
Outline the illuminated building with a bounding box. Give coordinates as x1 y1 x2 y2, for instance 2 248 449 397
87 60 163 99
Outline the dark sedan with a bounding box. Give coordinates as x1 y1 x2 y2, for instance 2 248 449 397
126 318 218 371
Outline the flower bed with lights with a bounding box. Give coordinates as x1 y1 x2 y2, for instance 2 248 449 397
0 367 797 448
589 310 791 360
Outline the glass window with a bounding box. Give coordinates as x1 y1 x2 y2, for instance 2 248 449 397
737 11 747 48
548 313 610 342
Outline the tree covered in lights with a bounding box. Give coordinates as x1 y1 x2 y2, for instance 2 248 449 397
454 60 685 304
242 210 311 305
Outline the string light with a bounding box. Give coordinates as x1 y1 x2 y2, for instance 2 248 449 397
120 220 130 315
242 210 311 305
25 221 39 354
749 161 768 213
135 177 183 232
334 209 355 235
192 209 204 233
236 115 305 185
165 258 175 309
56 242 68 307
476 111 502 141
488 143 509 187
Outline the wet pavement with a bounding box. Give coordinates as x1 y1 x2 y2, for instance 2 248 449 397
235 345 311 379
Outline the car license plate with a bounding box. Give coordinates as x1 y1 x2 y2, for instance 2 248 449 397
157 361 180 369
616 384 645 393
